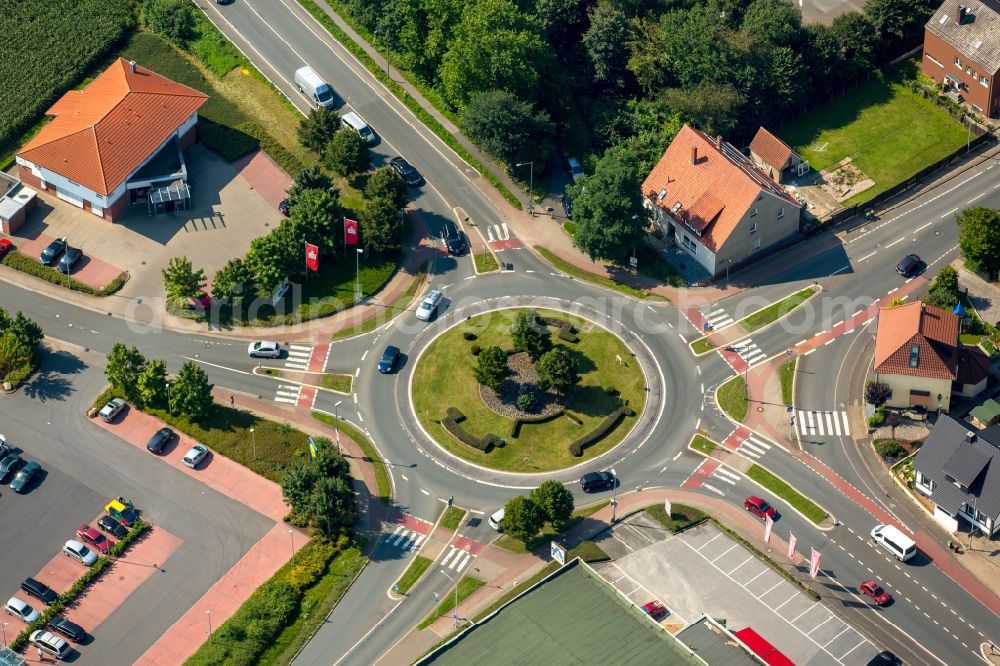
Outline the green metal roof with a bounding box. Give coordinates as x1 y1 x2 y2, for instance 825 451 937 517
971 399 1000 423
418 560 704 666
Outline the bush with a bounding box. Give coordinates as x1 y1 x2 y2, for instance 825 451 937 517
868 408 887 428
2 364 34 388
874 439 907 460
517 391 535 411
569 407 625 456
463 331 477 341
604 386 617 396
441 407 500 452
237 121 306 177
510 419 522 438
557 329 579 343
470 345 481 356
1 250 128 296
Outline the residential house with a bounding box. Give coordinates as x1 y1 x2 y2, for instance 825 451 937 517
921 0 1000 118
913 414 1000 537
642 125 802 278
873 301 989 413
16 58 208 222
749 127 806 184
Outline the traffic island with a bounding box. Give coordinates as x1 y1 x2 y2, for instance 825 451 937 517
257 366 353 394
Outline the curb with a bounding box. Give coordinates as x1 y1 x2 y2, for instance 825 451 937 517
251 366 352 396
388 507 452 601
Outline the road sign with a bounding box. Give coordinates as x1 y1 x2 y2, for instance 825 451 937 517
786 405 793 413
551 541 566 565
629 256 638 268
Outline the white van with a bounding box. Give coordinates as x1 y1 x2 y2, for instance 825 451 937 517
294 66 334 109
870 524 916 561
488 507 505 531
342 111 377 145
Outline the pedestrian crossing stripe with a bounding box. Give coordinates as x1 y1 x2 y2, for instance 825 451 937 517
441 546 474 572
731 341 765 366
739 436 771 458
289 344 311 352
703 483 726 496
715 467 741 482
275 384 301 404
705 308 734 328
386 526 426 553
286 350 311 358
797 410 850 437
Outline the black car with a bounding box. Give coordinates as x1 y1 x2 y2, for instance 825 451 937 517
441 221 465 255
865 652 900 666
146 427 174 454
39 237 67 266
97 515 128 539
895 254 921 278
0 453 21 483
378 345 400 374
390 156 423 187
10 460 40 493
278 198 290 217
48 614 86 642
20 577 57 605
56 246 83 274
561 193 573 219
580 471 616 493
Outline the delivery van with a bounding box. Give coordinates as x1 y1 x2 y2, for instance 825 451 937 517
342 111 377 145
294 66 334 109
870 523 916 561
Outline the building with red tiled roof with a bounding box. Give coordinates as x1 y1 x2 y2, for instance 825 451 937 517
16 58 208 222
748 127 805 184
641 125 801 279
873 301 989 412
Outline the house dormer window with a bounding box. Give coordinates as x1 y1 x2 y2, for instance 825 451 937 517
909 344 919 368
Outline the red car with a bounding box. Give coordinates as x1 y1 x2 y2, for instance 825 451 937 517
76 525 112 555
744 496 777 520
0 238 12 259
860 580 891 606
641 600 668 620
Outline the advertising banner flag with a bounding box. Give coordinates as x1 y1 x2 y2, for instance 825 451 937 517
306 243 319 272
344 218 359 246
308 437 318 462
764 513 774 545
788 532 797 560
809 548 822 579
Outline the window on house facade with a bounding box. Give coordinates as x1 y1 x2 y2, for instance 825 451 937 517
754 238 762 250
926 53 944 67
749 221 757 233
750 207 758 217
955 56 963 67
680 234 697 253
966 66 972 75
982 75 990 87
776 207 784 219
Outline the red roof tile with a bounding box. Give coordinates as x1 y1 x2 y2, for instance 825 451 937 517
749 127 794 171
18 58 208 196
873 301 959 379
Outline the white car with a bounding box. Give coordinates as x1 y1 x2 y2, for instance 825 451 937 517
248 340 281 358
62 539 98 566
5 596 41 623
183 444 210 469
416 290 443 322
488 507 505 531
98 397 127 423
30 630 70 660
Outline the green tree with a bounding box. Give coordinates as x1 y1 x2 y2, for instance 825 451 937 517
291 187 342 254
170 361 214 419
511 310 548 360
212 258 256 304
958 207 1000 279
287 165 334 207
364 166 408 210
741 0 803 46
246 218 307 289
474 346 508 391
362 196 404 253
105 343 147 402
7 312 43 354
582 3 632 91
0 332 31 378
137 358 168 408
661 81 745 139
323 127 371 177
281 462 316 515
161 256 205 302
530 480 574 527
500 495 545 543
536 347 578 393
297 106 341 154
310 475 356 532
142 0 195 44
460 90 553 169
924 265 961 310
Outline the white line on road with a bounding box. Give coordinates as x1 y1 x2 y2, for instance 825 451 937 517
420 488 430 496
361 350 368 361
695 418 701 430
673 452 682 461
857 250 878 262
180 357 250 375
355 367 360 377
679 333 688 343
804 349 815 356
884 237 905 249
829 264 850 276
941 207 958 218
357 412 364 422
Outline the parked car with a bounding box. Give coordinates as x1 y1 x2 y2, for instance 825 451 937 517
146 427 174 454
10 461 40 493
580 471 616 493
866 651 901 666
62 540 98 566
105 499 138 527
183 444 209 469
390 156 423 186
278 198 290 217
20 577 57 605
98 397 127 423
565 157 585 183
248 340 281 358
39 237 67 266
895 254 921 278
378 345 400 374
48 614 86 642
0 237 12 259
0 452 21 482
97 514 128 539
441 220 465 255
743 496 777 520
5 596 41 623
76 524 112 555
860 579 891 606
561 193 573 219
56 246 82 274
29 630 70 660
415 289 443 322
641 600 668 620
488 507 505 531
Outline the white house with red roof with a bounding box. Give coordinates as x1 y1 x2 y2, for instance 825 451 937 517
641 125 801 278
15 58 208 223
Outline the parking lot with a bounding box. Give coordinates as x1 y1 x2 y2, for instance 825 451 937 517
590 515 882 665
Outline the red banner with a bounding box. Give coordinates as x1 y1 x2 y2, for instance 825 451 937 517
787 532 797 561
305 243 319 272
809 548 822 579
344 218 359 246
764 514 773 545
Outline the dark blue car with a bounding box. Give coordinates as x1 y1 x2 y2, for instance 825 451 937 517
378 346 399 374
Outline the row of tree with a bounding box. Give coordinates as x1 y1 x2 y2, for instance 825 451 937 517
500 479 575 543
105 343 214 419
474 311 580 393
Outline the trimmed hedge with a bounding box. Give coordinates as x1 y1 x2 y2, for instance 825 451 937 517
510 409 566 439
2 250 128 296
537 316 579 343
237 120 306 177
569 407 625 457
441 407 500 452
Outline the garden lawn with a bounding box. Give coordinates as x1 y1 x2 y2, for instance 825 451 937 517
413 309 646 472
717 376 748 423
690 338 716 355
320 374 353 393
740 287 817 333
313 412 392 504
777 67 967 206
440 506 467 531
746 465 827 524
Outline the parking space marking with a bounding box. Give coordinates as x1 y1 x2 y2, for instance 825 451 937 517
823 626 851 647
711 544 739 563
727 556 753 576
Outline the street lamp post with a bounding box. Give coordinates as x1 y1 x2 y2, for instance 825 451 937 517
726 258 732 284
288 529 295 558
439 569 460 627
610 468 619 523
334 400 343 452
206 609 212 642
167 382 172 416
2 621 8 648
515 162 534 216
250 427 256 460
355 248 364 304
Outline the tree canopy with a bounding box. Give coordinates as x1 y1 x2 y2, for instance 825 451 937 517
474 346 508 391
958 208 1000 280
500 495 545 543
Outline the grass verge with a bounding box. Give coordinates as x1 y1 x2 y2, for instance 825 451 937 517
330 266 427 341
746 465 828 524
440 506 467 532
417 575 486 629
320 374 353 393
643 503 709 533
2 250 128 296
474 252 500 273
534 246 667 303
717 375 748 423
472 562 559 623
689 435 717 456
740 287 817 334
496 501 609 554
393 555 433 596
313 411 391 504
567 540 610 563
779 358 796 407
690 338 716 355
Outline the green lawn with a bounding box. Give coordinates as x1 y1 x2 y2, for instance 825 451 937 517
779 359 796 407
562 221 578 238
320 374 353 393
717 376 748 423
313 412 392 504
418 576 486 629
412 309 646 472
690 338 716 355
746 465 828 524
643 503 708 533
567 540 610 563
777 66 968 206
534 246 668 303
330 267 426 341
690 435 717 456
440 506 467 532
474 252 500 273
740 287 817 334
497 501 610 554
394 555 433 596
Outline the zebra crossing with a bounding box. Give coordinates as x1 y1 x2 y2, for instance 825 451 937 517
275 384 302 405
704 465 742 497
736 434 772 459
385 524 427 554
722 339 765 370
440 545 474 573
486 223 511 242
797 410 851 438
284 344 312 371
703 306 734 330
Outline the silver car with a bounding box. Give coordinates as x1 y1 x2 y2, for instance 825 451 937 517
62 540 98 566
30 630 70 660
5 596 41 623
416 290 443 322
98 398 126 423
248 340 281 358
183 444 209 469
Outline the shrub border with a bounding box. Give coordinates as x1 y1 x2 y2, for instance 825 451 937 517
441 407 501 453
569 406 626 457
2 250 128 296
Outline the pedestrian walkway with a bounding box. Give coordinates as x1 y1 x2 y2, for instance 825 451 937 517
485 223 522 251
284 344 312 370
719 339 765 373
797 409 851 438
723 425 773 460
384 514 434 556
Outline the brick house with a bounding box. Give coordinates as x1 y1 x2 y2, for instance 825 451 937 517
873 301 989 413
641 125 801 278
921 0 1000 118
749 127 806 184
16 58 208 222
